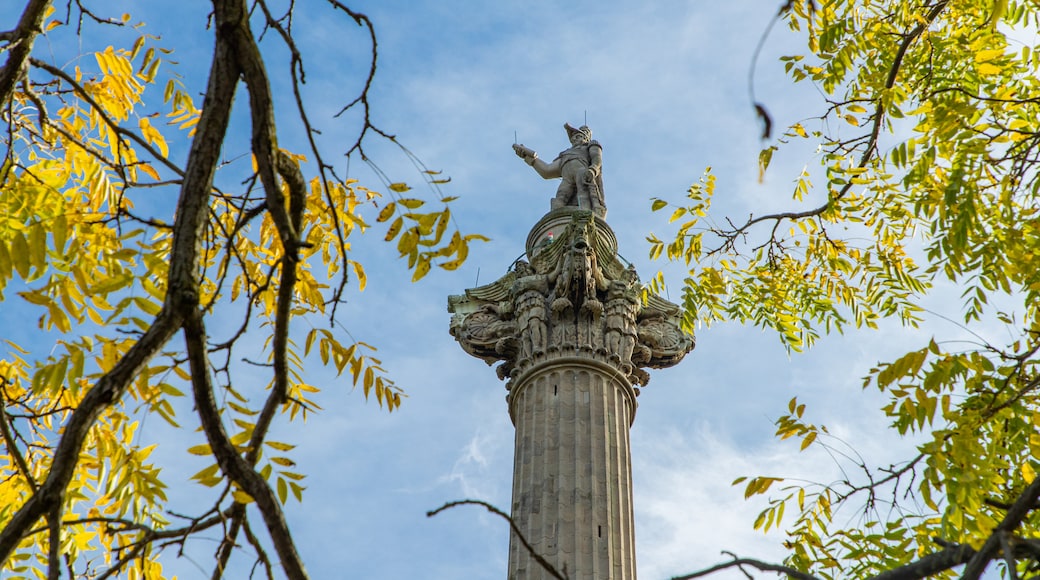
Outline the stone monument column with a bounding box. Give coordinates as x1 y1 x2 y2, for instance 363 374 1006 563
449 125 698 577
448 126 694 579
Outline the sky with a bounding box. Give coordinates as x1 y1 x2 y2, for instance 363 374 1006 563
0 1 1005 579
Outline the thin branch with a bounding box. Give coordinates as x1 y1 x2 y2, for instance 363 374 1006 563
0 382 38 492
427 499 567 580
29 58 186 178
95 542 146 580
718 0 952 250
242 516 275 580
211 503 246 580
186 306 308 580
672 552 821 580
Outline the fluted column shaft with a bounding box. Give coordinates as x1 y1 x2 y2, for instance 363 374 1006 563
507 358 637 580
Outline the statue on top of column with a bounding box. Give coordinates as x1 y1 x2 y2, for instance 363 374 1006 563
513 123 606 218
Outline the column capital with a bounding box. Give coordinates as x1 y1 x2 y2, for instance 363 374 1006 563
448 208 695 398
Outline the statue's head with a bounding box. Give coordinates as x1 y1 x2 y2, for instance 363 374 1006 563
564 123 592 145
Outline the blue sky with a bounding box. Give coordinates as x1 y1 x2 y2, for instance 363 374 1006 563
1 1 1002 578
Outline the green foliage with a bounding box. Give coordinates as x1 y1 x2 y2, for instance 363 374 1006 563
653 0 1040 577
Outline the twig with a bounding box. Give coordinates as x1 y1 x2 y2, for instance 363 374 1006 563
427 499 567 580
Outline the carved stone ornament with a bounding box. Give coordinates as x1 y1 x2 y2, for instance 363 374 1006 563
448 207 694 392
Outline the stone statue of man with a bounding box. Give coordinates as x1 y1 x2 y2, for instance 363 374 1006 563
513 123 606 217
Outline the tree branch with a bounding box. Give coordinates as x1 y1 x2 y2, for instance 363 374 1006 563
427 499 567 580
0 0 50 108
0 382 38 492
0 0 237 565
185 306 308 580
868 543 975 580
672 552 821 580
717 0 952 250
961 475 1040 579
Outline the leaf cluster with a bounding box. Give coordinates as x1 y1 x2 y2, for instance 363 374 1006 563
660 1 1040 578
0 2 480 578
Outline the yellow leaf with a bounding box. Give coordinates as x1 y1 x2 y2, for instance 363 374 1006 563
265 441 295 451
18 290 51 306
411 256 431 282
139 163 160 181
232 490 255 504
11 232 30 278
377 202 397 223
0 238 11 278
277 477 288 503
800 431 817 450
388 182 411 193
72 530 96 551
186 444 211 456
290 481 304 502
191 464 221 486
351 260 367 291
1023 462 1036 484
397 229 417 257
977 62 1002 76
134 296 161 316
439 255 467 271
975 48 1003 63
138 117 169 157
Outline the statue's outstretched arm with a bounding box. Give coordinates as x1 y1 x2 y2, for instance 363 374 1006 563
513 144 562 180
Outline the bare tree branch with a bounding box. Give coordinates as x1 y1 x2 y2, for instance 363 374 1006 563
186 306 308 580
672 552 821 580
428 499 567 580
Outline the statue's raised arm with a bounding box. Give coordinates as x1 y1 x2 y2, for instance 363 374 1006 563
513 123 606 217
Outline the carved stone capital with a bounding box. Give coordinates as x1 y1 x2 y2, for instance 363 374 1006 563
449 208 695 391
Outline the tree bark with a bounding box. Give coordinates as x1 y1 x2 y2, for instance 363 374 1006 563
0 0 51 107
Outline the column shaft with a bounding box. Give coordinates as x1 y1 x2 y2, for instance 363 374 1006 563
507 360 636 579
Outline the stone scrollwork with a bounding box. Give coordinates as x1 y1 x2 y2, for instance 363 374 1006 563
449 207 694 389
636 317 695 369
448 303 516 364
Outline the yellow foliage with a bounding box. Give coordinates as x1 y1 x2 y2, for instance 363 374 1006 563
0 12 479 576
